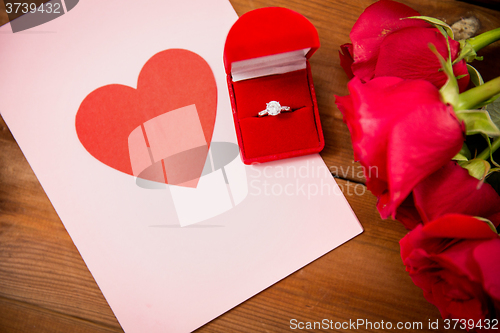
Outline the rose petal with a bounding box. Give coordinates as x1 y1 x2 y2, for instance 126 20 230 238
400 214 499 323
454 60 470 93
434 240 485 283
337 76 464 218
422 214 498 240
436 274 487 321
413 161 500 226
350 0 429 81
339 43 354 79
473 240 500 301
400 214 497 262
395 193 423 230
385 107 464 217
374 27 469 92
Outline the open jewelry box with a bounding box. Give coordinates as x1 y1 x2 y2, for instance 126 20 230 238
224 7 325 164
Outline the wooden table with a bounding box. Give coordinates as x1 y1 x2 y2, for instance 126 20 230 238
0 1 499 332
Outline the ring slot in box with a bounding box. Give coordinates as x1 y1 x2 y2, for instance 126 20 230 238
224 7 325 164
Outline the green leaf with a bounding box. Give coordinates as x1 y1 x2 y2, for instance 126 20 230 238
461 158 491 184
482 93 500 108
407 16 454 39
486 96 500 129
482 135 500 167
455 40 483 64
429 43 459 108
461 143 472 160
456 110 500 137
453 143 472 161
487 167 500 176
467 64 484 87
474 216 499 234
453 153 469 161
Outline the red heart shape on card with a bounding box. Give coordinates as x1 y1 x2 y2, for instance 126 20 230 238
75 49 217 187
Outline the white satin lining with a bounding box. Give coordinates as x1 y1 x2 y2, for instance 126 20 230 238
231 48 310 82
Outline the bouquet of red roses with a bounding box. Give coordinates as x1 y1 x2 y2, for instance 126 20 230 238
336 0 500 328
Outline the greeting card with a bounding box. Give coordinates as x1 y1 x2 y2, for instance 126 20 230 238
0 0 363 332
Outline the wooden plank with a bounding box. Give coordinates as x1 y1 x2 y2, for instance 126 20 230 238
0 1 8 27
0 296 121 333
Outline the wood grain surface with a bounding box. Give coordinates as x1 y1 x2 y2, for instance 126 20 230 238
0 1 499 332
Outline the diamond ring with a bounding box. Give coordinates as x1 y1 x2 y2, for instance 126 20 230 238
258 101 291 117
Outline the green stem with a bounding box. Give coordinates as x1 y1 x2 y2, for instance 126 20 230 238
467 27 500 52
477 137 500 160
457 76 500 110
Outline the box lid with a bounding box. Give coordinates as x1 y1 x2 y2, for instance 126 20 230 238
224 7 320 74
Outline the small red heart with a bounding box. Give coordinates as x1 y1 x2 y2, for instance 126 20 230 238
75 49 217 186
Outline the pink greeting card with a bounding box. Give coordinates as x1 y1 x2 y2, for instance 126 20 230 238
0 0 363 332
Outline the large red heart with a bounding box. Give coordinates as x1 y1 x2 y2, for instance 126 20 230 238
75 49 217 187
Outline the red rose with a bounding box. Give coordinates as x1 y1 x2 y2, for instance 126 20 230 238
395 194 423 230
335 76 464 219
400 214 500 326
396 161 500 230
341 0 469 91
339 43 354 80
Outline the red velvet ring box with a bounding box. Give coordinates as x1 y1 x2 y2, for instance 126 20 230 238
224 7 325 165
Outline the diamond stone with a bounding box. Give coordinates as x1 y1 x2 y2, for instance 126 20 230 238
266 101 281 116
